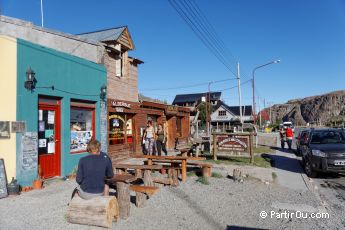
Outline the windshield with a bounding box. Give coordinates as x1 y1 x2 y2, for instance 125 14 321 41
310 131 345 144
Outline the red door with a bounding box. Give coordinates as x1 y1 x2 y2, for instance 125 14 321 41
38 99 61 179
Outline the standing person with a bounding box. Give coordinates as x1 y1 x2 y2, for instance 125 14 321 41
143 120 155 155
286 126 294 150
156 123 168 156
75 140 114 200
280 127 286 149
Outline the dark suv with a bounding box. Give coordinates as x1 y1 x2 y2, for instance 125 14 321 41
300 128 345 177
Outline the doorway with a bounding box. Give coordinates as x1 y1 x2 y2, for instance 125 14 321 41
38 98 61 179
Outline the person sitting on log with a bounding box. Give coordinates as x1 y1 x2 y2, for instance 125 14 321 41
73 140 114 200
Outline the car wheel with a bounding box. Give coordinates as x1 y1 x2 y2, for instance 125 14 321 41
304 159 317 178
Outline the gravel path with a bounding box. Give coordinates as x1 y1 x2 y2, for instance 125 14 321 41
0 173 343 230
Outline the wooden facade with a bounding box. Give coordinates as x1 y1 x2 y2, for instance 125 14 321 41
107 100 190 162
80 27 191 162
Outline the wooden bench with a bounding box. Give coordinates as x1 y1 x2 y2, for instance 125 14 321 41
113 164 162 179
186 162 213 178
151 159 212 178
129 185 159 208
66 196 119 228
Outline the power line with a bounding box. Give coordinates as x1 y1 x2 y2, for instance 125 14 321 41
140 77 237 91
168 0 254 81
168 0 238 76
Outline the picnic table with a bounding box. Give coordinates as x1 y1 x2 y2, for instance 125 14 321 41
131 155 205 182
106 173 137 220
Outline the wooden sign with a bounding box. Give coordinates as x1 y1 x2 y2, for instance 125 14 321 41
0 159 8 199
217 135 248 152
165 105 178 115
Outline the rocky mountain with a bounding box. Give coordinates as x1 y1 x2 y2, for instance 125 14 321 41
265 90 345 126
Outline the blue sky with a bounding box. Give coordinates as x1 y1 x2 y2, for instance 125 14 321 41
2 0 345 109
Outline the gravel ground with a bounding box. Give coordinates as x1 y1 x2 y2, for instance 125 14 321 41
0 173 343 230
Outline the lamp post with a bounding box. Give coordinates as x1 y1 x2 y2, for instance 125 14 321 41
252 59 280 125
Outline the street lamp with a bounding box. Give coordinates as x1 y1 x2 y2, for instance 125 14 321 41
252 59 280 125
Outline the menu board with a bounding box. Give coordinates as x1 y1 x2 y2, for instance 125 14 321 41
100 101 107 153
0 159 8 199
21 132 38 172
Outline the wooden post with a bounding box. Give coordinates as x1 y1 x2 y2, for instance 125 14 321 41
249 133 254 164
213 134 218 161
181 160 187 182
143 170 153 186
116 182 130 220
135 169 142 179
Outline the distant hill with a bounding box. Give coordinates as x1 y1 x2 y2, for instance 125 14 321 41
265 90 345 126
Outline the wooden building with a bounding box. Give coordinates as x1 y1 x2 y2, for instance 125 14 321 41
79 27 190 162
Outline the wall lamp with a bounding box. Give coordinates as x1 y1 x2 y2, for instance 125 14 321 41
100 85 107 100
24 67 37 91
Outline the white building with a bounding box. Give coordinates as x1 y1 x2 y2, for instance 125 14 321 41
211 101 253 132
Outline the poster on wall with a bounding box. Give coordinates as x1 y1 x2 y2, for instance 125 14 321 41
0 121 10 138
47 142 55 154
39 110 43 121
11 121 26 133
21 132 38 172
38 139 47 148
38 121 45 132
70 131 93 152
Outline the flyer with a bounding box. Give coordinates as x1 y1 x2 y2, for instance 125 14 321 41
38 139 47 148
48 111 55 124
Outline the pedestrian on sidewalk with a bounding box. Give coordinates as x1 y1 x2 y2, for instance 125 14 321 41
280 127 286 149
156 123 168 156
286 126 294 150
144 120 156 155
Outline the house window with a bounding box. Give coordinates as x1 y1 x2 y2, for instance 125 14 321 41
70 102 95 153
218 110 226 116
115 52 123 77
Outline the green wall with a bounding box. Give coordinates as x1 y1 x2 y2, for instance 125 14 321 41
16 39 107 185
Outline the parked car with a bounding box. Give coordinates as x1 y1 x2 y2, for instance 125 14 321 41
300 128 345 177
295 129 309 155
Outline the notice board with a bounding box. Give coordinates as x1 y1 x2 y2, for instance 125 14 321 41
0 159 8 199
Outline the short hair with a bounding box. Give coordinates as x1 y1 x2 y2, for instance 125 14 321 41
87 140 101 153
147 120 152 125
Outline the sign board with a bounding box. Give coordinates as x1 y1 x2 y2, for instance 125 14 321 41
0 159 8 199
100 101 108 153
21 132 38 172
111 101 131 108
0 121 10 138
217 135 249 152
11 121 26 133
165 105 178 115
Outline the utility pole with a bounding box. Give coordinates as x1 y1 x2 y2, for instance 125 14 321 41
237 63 243 126
259 97 262 129
40 0 44 27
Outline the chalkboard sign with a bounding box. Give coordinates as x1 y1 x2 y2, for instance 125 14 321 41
21 132 38 172
100 101 108 153
0 159 8 199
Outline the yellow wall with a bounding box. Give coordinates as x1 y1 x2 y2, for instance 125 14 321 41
0 35 17 181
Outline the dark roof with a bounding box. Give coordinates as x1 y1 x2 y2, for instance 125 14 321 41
77 27 126 42
172 92 221 104
216 101 252 116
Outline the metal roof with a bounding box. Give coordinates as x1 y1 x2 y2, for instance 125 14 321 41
77 27 126 42
172 92 222 104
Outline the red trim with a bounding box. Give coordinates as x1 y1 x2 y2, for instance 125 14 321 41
38 100 61 179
